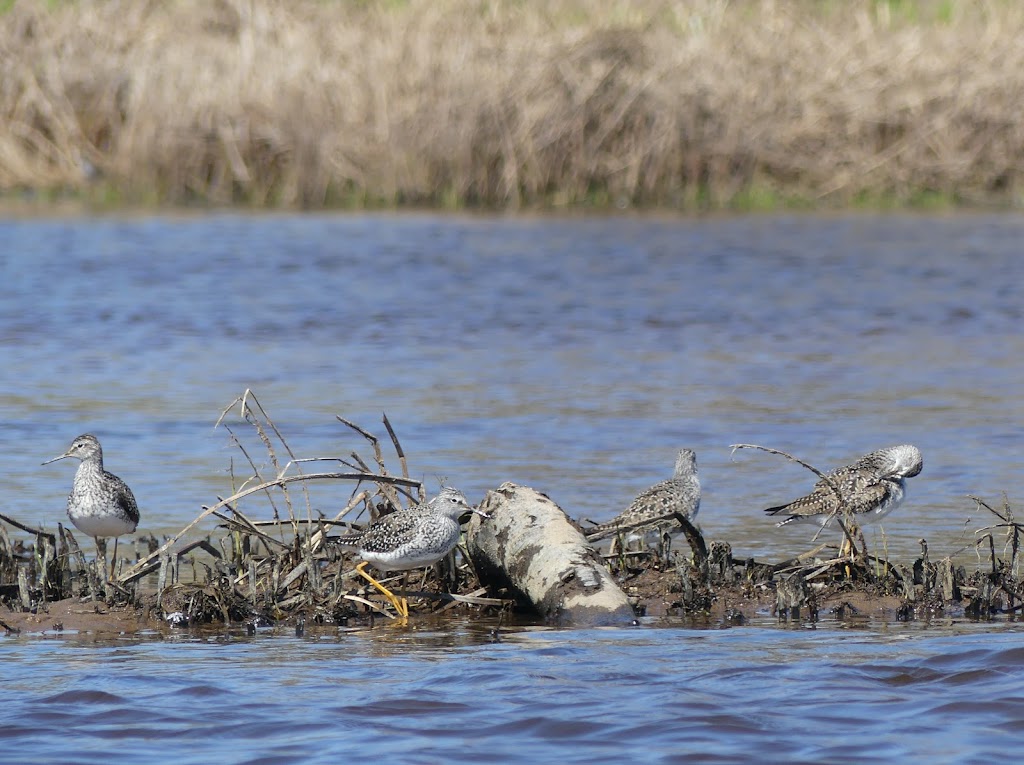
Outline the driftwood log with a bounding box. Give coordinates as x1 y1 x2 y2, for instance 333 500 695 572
466 482 635 626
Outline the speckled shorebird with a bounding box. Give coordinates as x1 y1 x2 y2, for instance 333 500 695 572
43 434 140 577
337 487 488 618
765 444 923 529
586 448 701 543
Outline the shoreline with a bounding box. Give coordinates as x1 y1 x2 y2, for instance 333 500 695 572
0 582 996 637
4 400 1020 637
1 195 1019 220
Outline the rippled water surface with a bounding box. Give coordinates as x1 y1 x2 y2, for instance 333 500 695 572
3 621 1024 764
2 212 1024 761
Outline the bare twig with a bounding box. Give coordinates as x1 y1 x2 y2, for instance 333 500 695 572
969 494 1013 524
382 411 413 487
117 471 417 585
0 513 56 542
307 490 370 554
770 542 834 572
235 392 292 526
218 390 322 537
975 533 997 574
730 443 831 483
336 416 388 474
0 616 19 634
970 494 1021 576
210 508 289 550
347 451 373 473
336 415 405 509
730 442 858 554
222 424 281 522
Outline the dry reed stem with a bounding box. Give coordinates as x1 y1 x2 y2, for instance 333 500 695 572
59 524 99 597
117 469 417 585
3 1 1024 208
229 488 370 591
211 507 287 550
336 416 397 511
222 424 283 521
345 451 374 475
382 412 418 498
0 512 54 540
305 490 370 555
970 493 1021 576
976 532 998 575
219 389 313 531
126 393 442 621
336 414 421 508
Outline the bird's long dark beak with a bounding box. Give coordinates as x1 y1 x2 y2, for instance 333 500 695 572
41 451 72 466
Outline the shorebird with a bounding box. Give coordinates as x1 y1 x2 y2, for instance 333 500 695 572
43 433 140 578
337 487 488 619
586 448 701 547
765 444 923 532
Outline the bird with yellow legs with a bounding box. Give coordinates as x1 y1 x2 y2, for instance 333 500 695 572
338 487 488 620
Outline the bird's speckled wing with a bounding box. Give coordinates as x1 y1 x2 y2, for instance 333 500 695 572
588 477 700 538
338 509 422 553
109 473 140 526
766 466 892 522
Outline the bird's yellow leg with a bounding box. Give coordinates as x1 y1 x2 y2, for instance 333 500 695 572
110 537 120 580
839 522 861 578
355 561 409 619
95 538 109 584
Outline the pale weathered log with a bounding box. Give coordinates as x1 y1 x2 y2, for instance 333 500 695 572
466 482 636 626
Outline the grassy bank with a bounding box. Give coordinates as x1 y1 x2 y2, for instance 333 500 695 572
2 0 1023 211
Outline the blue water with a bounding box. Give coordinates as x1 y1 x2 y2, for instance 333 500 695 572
2 620 1023 763
2 212 1024 761
3 212 1022 561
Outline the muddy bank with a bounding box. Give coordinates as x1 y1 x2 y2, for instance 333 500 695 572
3 397 1021 635
4 499 1018 636
0 556 1003 636
0 597 164 636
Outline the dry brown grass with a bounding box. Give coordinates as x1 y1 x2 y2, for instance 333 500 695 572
2 0 1023 210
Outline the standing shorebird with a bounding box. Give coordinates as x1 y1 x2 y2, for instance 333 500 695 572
43 434 140 578
765 444 923 533
586 448 701 547
337 487 488 619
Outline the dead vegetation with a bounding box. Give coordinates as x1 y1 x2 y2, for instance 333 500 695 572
2 0 1024 210
2 392 1022 634
607 482 1024 626
133 390 509 628
1 390 509 633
